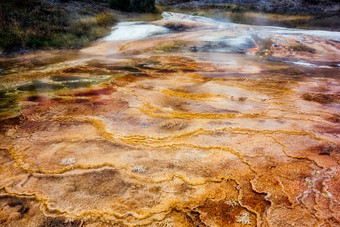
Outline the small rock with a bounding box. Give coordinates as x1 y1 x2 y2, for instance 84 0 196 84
60 158 76 166
131 165 147 174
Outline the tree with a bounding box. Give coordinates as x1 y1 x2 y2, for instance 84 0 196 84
109 0 156 12
109 0 131 11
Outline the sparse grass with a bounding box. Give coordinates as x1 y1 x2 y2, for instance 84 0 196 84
47 12 117 48
0 1 117 54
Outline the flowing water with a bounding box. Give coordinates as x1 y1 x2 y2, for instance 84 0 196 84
0 12 340 226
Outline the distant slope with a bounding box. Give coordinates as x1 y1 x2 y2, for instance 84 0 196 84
157 0 340 14
0 0 117 55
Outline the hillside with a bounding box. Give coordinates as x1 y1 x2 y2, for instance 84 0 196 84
0 0 117 55
157 0 340 31
157 0 340 14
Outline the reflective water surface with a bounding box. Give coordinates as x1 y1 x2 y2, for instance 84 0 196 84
0 12 340 226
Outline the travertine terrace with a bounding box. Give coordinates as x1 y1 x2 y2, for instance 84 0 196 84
0 13 340 226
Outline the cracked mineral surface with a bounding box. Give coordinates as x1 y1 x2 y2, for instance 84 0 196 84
0 12 339 226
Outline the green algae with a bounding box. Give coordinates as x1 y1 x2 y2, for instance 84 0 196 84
63 81 94 89
50 75 83 82
17 80 65 92
0 89 20 119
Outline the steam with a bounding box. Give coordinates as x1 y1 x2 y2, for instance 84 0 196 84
162 12 229 28
103 22 169 41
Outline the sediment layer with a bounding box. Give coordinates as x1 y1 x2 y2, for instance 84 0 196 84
0 13 339 226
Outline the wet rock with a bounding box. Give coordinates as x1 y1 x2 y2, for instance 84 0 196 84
25 95 45 102
164 22 192 31
302 92 339 104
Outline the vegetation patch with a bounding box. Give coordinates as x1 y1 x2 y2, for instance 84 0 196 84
0 0 117 54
